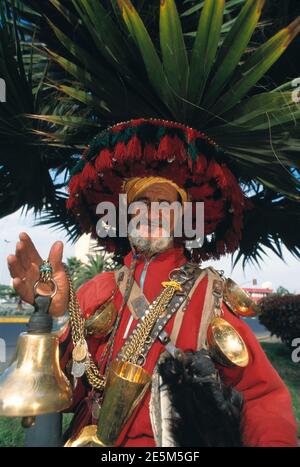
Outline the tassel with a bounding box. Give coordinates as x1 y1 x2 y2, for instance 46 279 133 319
143 143 157 163
113 142 127 161
125 135 142 160
94 149 113 172
68 173 83 193
157 134 175 160
81 163 98 185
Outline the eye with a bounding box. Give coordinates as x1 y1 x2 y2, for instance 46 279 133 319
159 201 170 208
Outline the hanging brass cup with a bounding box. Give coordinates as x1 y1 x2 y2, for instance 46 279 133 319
224 278 259 317
85 299 118 338
65 359 151 447
207 317 249 368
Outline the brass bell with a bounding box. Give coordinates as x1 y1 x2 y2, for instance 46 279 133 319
207 316 249 368
0 293 72 418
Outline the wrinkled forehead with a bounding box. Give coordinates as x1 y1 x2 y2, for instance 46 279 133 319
134 182 179 201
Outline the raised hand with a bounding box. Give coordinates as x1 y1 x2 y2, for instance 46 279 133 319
7 232 69 317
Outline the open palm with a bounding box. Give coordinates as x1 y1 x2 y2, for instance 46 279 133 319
7 232 69 317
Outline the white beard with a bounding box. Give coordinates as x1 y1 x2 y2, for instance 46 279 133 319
129 234 173 256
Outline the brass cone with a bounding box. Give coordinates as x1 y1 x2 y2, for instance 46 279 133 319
0 333 73 416
64 360 151 447
207 317 249 368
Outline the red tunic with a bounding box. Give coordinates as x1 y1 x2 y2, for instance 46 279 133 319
60 247 298 447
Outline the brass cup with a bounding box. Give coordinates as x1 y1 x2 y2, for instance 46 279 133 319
207 317 249 368
64 360 151 447
85 299 117 338
97 360 151 446
224 278 259 317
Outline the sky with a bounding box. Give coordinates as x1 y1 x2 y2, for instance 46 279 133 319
0 209 300 293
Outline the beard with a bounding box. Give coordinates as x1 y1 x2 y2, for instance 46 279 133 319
128 233 173 256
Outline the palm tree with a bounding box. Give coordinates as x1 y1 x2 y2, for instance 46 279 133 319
74 253 118 290
1 0 300 267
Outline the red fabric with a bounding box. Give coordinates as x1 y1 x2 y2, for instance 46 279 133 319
60 247 298 447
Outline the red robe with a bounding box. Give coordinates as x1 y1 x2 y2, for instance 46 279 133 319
60 246 298 447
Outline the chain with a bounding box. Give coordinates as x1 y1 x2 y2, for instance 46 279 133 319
120 281 182 364
65 260 183 385
64 266 106 390
64 256 138 391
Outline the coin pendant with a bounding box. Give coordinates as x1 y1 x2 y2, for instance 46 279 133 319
71 360 86 378
72 341 87 362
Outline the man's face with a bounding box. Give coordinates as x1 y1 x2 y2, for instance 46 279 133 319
128 182 182 255
131 182 179 240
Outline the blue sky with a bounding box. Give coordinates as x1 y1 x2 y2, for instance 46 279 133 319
0 209 300 293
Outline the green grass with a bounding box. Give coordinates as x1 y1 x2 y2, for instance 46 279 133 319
261 342 300 436
0 342 299 446
0 417 24 447
0 413 73 447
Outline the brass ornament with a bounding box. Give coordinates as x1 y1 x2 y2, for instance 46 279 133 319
85 299 118 338
207 317 249 368
64 425 105 447
0 263 73 419
223 278 259 317
64 360 151 447
207 275 249 368
0 332 72 416
72 341 88 362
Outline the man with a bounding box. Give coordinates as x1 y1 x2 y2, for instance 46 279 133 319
7 119 298 447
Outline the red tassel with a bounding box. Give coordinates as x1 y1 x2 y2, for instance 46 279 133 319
113 142 127 161
95 149 113 172
143 143 157 163
172 135 186 162
126 135 142 160
157 135 174 160
68 173 82 194
66 196 77 210
81 162 98 185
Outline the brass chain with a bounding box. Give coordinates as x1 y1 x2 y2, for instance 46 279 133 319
120 282 181 364
64 266 106 390
65 265 183 387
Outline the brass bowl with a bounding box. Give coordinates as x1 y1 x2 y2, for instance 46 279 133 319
85 299 117 338
207 317 249 368
224 278 259 317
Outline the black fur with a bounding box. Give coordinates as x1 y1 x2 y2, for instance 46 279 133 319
158 349 243 447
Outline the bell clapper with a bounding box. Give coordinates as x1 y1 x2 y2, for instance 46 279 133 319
21 416 36 428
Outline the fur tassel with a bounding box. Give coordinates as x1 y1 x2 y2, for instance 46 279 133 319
158 349 243 447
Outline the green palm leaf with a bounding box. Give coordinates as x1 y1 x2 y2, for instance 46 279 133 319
210 18 300 115
203 0 265 108
188 0 225 105
159 0 189 103
117 0 176 113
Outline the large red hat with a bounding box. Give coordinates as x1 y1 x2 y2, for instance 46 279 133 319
67 118 248 261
